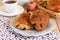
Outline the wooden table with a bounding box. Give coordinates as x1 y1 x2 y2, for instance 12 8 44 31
0 0 60 34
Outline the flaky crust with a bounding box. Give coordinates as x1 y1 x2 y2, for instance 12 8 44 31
13 12 33 30
30 10 50 31
46 0 60 12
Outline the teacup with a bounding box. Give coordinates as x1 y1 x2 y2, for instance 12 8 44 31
3 0 18 13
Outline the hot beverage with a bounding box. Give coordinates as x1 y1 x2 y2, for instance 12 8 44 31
5 1 16 4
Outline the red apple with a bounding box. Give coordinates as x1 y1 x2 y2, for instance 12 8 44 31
35 0 42 3
27 2 37 11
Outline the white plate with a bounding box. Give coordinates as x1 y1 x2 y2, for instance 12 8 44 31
10 16 57 36
0 5 24 16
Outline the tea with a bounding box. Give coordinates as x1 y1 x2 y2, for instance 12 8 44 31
5 1 16 4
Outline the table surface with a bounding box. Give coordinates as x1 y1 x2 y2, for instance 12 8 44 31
0 0 60 34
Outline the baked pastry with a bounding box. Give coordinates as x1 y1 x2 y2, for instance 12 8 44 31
46 0 60 12
30 10 50 31
13 12 33 30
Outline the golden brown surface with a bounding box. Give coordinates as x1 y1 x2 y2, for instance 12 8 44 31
46 0 60 12
13 13 32 30
30 10 50 31
14 10 50 31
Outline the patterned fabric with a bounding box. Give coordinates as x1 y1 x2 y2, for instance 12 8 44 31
0 15 60 40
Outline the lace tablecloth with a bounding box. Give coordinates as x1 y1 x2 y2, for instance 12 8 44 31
0 15 60 40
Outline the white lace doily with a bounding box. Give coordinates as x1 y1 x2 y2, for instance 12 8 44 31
0 15 60 40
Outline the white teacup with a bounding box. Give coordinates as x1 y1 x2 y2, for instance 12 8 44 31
3 0 18 13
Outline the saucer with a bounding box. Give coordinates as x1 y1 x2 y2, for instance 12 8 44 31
0 5 24 16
